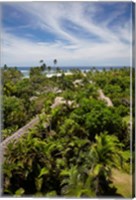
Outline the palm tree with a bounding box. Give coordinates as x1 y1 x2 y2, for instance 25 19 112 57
47 66 51 72
61 166 94 197
53 59 57 67
89 132 124 195
41 63 46 71
39 60 46 71
4 64 8 70
39 60 44 64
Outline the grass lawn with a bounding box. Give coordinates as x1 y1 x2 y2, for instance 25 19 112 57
111 168 132 198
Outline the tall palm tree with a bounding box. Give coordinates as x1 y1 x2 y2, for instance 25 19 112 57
89 132 124 195
39 60 46 71
39 60 44 65
53 59 57 67
47 66 51 72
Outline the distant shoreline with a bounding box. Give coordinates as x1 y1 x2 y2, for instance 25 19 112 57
3 66 130 78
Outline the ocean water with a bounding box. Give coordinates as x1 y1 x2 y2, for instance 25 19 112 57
17 66 128 77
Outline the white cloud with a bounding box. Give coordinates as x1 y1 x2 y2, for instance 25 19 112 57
1 2 132 66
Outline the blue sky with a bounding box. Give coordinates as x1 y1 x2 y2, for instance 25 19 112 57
1 2 133 67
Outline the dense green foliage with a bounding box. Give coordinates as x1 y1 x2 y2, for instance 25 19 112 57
2 66 133 197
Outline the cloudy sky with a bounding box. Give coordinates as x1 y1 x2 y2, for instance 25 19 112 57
1 2 133 67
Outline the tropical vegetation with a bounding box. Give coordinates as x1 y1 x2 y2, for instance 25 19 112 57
1 65 134 197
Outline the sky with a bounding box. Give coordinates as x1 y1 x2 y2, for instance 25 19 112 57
1 2 133 67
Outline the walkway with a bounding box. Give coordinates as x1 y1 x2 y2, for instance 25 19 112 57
1 89 113 150
0 115 39 150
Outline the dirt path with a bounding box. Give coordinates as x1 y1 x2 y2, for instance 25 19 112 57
98 89 113 107
0 115 39 150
